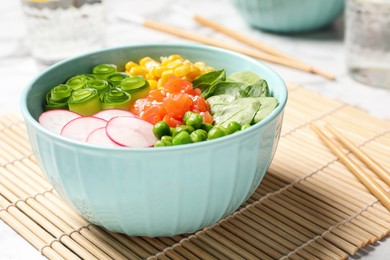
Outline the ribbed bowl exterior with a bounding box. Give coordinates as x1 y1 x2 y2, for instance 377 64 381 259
231 0 344 33
21 44 287 236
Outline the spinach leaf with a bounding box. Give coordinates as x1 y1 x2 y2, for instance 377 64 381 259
212 81 250 98
244 79 269 97
203 70 277 128
208 95 278 127
226 71 262 85
192 69 226 94
207 94 238 114
253 97 278 123
212 97 261 127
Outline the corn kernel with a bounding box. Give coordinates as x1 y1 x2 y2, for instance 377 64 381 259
204 66 215 74
160 69 173 86
129 65 145 76
145 72 157 81
140 57 160 72
125 55 214 90
151 66 167 78
160 56 168 64
174 64 191 77
139 57 153 66
167 54 184 62
157 78 165 89
186 65 201 80
147 79 158 89
125 61 138 72
194 62 206 71
166 59 183 69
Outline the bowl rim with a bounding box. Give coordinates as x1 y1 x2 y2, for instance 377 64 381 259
20 42 288 153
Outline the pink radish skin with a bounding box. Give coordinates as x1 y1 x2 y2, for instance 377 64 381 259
86 127 119 146
106 116 157 147
93 109 135 121
61 117 107 142
38 109 81 134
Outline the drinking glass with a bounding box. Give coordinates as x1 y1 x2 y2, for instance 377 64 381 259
345 0 390 89
21 0 106 67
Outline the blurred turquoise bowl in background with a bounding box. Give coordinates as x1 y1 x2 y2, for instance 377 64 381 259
20 43 287 236
231 0 344 33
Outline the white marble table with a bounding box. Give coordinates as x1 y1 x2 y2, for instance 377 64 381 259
0 0 389 259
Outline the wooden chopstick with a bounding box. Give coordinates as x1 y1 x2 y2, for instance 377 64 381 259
142 19 309 70
310 124 390 211
140 18 329 77
193 15 335 81
325 123 390 186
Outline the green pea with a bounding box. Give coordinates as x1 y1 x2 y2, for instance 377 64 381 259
172 125 195 137
190 129 208 142
152 121 171 139
183 111 194 123
185 112 203 129
241 123 251 130
172 131 192 145
154 140 167 147
207 126 227 140
201 123 213 132
227 121 242 134
161 135 173 143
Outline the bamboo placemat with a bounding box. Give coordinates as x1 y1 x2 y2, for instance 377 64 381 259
1 84 389 260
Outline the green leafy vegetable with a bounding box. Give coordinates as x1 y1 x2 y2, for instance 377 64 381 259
203 70 276 128
253 97 278 123
226 71 262 85
244 79 269 97
207 94 278 127
212 81 249 98
192 69 226 96
210 96 261 127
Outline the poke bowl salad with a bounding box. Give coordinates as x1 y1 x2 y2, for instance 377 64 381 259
38 54 279 147
20 44 287 236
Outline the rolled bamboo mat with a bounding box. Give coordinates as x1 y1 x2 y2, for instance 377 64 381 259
1 83 389 259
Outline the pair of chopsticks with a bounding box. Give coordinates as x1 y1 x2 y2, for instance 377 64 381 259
122 14 335 80
311 124 390 211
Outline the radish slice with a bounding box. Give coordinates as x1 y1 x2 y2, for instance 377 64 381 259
93 109 135 121
106 116 157 147
61 117 107 142
86 127 119 146
38 109 81 134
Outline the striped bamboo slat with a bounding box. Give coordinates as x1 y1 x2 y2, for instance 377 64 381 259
0 83 389 259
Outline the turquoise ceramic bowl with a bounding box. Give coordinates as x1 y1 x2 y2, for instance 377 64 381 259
231 0 344 33
20 43 287 236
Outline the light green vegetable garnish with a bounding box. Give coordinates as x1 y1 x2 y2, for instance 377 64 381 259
45 84 72 110
99 88 131 110
66 75 93 91
93 64 117 80
86 79 110 95
119 77 150 102
107 72 129 87
68 88 100 116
